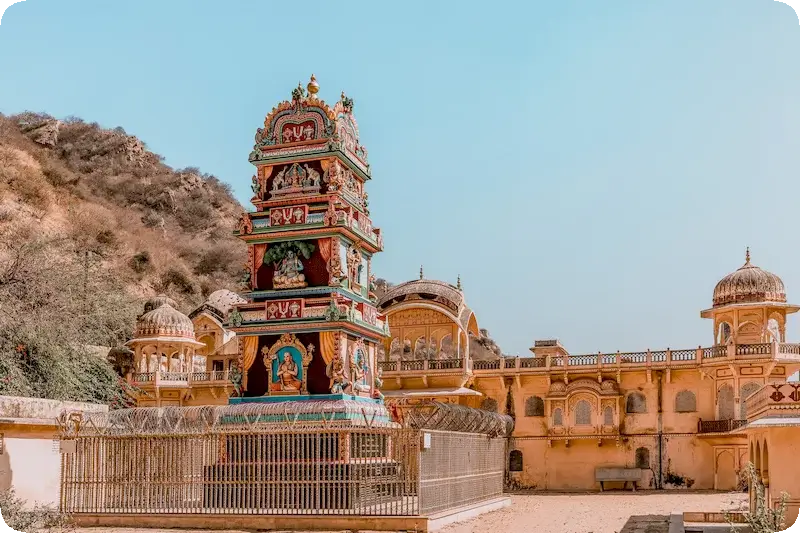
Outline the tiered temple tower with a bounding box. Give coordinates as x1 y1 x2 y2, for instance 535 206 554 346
230 75 388 401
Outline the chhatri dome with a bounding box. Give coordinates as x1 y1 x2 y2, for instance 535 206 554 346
135 303 196 340
143 294 178 314
712 248 787 307
378 266 466 317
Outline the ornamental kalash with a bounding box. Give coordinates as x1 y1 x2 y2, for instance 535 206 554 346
57 78 512 532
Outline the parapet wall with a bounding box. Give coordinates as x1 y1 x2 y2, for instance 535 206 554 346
0 395 108 508
0 395 107 423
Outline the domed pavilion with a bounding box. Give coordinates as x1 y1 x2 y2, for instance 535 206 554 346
378 267 480 362
126 295 235 407
701 249 799 345
376 268 482 403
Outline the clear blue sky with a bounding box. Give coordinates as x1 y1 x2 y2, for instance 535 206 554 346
2 0 799 356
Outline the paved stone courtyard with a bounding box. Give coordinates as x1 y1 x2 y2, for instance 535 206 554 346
74 491 747 533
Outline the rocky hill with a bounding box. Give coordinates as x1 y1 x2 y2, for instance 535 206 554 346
0 112 247 404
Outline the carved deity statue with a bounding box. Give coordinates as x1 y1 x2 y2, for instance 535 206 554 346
251 174 260 195
271 167 287 192
323 160 344 191
275 352 302 391
347 245 361 288
349 346 370 394
303 164 321 187
326 355 348 394
273 250 307 289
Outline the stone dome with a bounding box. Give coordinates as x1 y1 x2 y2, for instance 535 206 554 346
378 278 464 313
204 289 247 317
135 303 196 339
713 250 786 307
143 294 178 313
549 381 567 393
601 380 619 392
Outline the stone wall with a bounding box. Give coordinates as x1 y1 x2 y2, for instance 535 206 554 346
0 395 107 507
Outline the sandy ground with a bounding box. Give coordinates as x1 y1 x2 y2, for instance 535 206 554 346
74 491 747 533
439 491 747 533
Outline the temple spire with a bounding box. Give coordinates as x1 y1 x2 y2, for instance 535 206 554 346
419 265 424 280
457 275 462 290
745 247 751 265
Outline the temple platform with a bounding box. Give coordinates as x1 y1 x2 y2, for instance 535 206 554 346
227 393 395 427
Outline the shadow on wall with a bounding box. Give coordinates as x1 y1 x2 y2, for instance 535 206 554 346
0 450 12 492
620 514 670 533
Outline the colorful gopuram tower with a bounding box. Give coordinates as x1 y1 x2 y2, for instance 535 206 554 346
230 75 388 403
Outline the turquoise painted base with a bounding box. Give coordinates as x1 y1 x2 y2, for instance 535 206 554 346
229 394 382 406
224 394 393 426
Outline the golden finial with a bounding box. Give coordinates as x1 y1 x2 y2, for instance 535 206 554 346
307 74 319 98
745 247 751 264
457 275 462 290
420 265 424 280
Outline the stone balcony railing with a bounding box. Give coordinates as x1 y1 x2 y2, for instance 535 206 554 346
132 370 231 386
697 419 748 434
377 359 466 373
745 381 800 422
377 342 800 378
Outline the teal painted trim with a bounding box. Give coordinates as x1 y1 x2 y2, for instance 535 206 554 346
231 394 382 405
244 286 376 306
219 413 392 424
249 149 371 181
231 323 385 338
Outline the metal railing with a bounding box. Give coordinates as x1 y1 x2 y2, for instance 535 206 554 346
59 420 506 518
697 419 747 433
418 431 505 515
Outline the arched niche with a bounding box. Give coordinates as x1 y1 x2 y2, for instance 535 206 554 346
481 397 498 412
675 390 697 413
508 450 523 472
739 382 761 419
635 447 650 469
525 396 545 417
553 407 563 426
626 392 647 414
717 383 735 420
603 406 614 426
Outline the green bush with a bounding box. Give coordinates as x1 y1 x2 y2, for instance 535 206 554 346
0 488 73 532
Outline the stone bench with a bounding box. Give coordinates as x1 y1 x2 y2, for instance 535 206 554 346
595 467 642 491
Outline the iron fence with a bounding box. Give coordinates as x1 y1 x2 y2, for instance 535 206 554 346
58 403 508 518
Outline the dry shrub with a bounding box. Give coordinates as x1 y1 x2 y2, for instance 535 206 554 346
0 145 51 208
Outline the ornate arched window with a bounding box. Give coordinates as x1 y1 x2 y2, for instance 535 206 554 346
525 396 545 417
767 318 781 342
717 322 732 345
481 397 498 413
553 407 563 426
603 406 614 426
508 450 523 472
575 400 592 426
626 392 647 414
675 390 697 413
